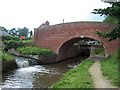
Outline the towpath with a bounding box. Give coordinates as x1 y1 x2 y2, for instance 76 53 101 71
89 55 116 88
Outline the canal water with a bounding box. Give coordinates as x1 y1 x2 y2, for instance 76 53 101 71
0 56 84 88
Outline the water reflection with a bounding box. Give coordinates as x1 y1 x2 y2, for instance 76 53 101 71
0 56 84 88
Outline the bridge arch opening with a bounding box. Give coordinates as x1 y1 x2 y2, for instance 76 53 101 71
58 37 105 60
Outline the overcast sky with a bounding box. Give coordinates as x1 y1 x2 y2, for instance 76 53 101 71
0 0 110 30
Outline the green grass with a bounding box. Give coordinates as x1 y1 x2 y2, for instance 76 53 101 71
0 50 14 61
94 47 105 55
51 59 94 88
17 46 56 55
101 50 119 87
91 46 105 56
22 39 32 43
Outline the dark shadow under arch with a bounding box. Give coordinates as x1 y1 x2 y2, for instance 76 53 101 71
58 37 105 60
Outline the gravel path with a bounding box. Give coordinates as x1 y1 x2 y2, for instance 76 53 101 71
89 56 116 88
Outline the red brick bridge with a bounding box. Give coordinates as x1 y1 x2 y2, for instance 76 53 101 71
34 22 118 61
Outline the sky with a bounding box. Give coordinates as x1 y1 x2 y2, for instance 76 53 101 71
0 0 111 30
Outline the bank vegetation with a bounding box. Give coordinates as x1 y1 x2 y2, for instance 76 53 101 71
51 59 94 88
51 50 119 88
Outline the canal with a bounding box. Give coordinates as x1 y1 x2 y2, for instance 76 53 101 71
0 56 84 88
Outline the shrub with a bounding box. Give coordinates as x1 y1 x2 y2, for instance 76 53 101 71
2 36 20 41
94 47 104 55
17 46 56 56
0 50 14 61
24 36 33 40
4 40 26 50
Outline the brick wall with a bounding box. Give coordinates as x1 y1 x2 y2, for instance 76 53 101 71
34 22 119 61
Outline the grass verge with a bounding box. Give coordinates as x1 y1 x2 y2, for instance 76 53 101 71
0 50 14 61
100 50 119 87
51 59 94 88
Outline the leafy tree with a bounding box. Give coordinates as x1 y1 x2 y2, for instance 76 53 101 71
8 28 18 36
0 26 8 33
92 2 120 41
8 27 29 38
103 16 118 24
18 27 29 37
30 31 33 36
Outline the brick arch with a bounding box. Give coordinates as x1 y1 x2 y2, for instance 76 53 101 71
34 21 119 60
57 35 105 53
57 36 106 60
